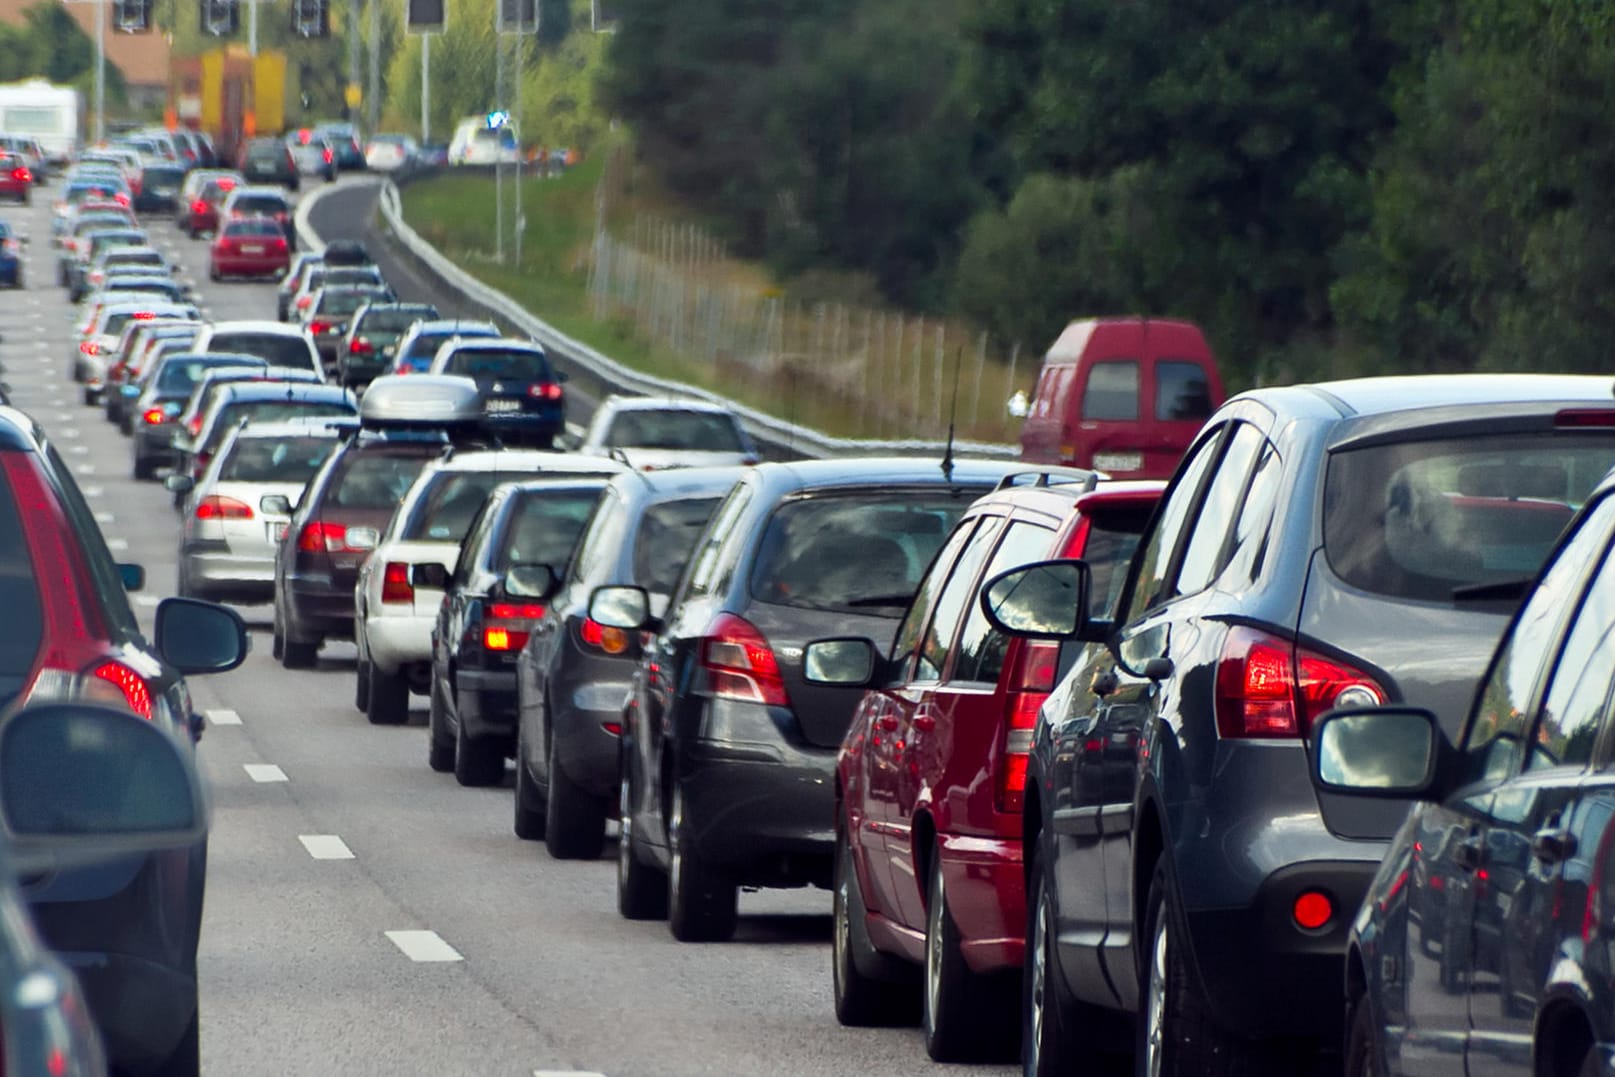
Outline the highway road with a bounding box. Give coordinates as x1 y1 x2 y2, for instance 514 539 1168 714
0 177 1016 1077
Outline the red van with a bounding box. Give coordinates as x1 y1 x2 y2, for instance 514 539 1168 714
1018 317 1224 480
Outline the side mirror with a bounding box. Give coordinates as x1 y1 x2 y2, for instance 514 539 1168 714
260 493 293 516
117 562 145 592
154 597 248 675
0 703 208 874
504 563 558 600
980 559 1091 639
411 562 450 590
803 638 878 686
1310 706 1444 799
589 584 650 630
164 473 194 494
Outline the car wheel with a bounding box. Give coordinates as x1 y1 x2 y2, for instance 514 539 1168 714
513 720 546 840
923 852 1017 1062
545 738 607 860
154 1001 200 1077
453 707 504 787
271 622 285 661
616 761 668 919
668 781 737 942
1344 991 1381 1077
427 682 455 773
1138 859 1249 1077
281 636 318 669
355 657 370 711
366 662 410 726
832 823 917 1026
210 264 220 282
1024 841 1121 1075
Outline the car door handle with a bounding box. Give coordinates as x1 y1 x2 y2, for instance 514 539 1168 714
1454 835 1483 871
1532 828 1578 864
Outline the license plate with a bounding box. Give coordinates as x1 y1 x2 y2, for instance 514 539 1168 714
1093 452 1144 473
485 398 522 413
241 245 264 254
270 521 288 542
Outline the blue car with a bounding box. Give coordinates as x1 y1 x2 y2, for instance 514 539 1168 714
0 220 22 288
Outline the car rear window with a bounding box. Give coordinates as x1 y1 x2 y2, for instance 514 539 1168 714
142 166 184 185
329 451 433 509
220 436 337 483
1082 360 1140 421
323 268 384 287
206 401 353 451
1323 433 1615 602
402 471 534 542
232 195 287 214
749 492 970 613
246 146 285 164
1079 506 1156 618
363 308 436 334
1156 360 1215 421
207 332 315 371
633 497 721 593
0 458 44 709
495 489 605 572
103 311 157 336
157 358 249 394
443 348 553 383
106 250 163 268
321 290 384 316
225 218 285 238
606 410 746 452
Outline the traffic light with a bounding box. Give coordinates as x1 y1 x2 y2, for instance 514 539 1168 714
291 0 328 38
496 0 536 33
112 0 154 33
199 0 239 35
406 0 445 32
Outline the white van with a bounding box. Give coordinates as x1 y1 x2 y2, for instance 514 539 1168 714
0 80 81 165
448 117 518 166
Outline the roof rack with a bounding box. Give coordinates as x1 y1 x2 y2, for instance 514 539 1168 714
992 466 1101 493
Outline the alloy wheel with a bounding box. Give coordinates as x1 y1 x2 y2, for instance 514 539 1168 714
1028 885 1049 1074
1146 913 1168 1077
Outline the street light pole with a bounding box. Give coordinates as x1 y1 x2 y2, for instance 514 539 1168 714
367 0 378 134
248 0 258 56
419 34 430 142
94 0 106 143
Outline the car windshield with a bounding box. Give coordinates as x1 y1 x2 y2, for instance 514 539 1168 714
320 290 385 316
605 410 746 452
329 452 434 509
206 401 355 451
1324 433 1615 602
442 348 553 384
749 492 969 613
220 436 338 483
141 166 183 185
363 308 437 334
401 471 534 542
633 497 721 593
495 489 604 572
157 358 253 394
207 332 314 371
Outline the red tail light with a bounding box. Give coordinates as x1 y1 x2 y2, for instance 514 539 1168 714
271 236 287 252
481 602 546 652
296 295 314 310
218 178 235 191
349 337 373 355
701 612 787 706
113 192 129 206
527 382 564 401
381 561 414 604
490 603 547 620
142 407 166 424
191 198 207 214
195 495 252 520
79 341 99 356
297 521 352 553
89 660 154 719
1214 626 1385 739
11 167 28 183
187 415 203 436
323 148 334 164
309 319 335 335
580 616 629 655
995 640 1059 813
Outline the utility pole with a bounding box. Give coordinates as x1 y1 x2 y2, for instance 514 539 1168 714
494 33 504 264
94 0 105 143
513 30 524 268
366 0 379 134
419 34 430 142
347 0 361 121
248 0 257 55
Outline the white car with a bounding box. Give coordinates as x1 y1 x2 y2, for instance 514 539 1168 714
74 299 199 403
353 449 627 725
171 417 355 603
575 395 761 470
364 135 418 172
190 320 325 380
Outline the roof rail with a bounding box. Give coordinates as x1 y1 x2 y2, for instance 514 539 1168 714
992 466 1101 493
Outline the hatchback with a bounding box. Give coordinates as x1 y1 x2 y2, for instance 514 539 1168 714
129 352 268 480
429 338 568 447
0 152 30 202
190 320 324 378
210 216 291 280
392 319 500 374
338 301 440 389
219 186 294 247
238 136 300 191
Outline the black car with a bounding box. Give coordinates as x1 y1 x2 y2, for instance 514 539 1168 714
591 457 1015 941
238 137 300 191
513 467 739 856
984 374 1615 1076
429 478 612 786
132 163 186 213
338 301 439 389
314 122 366 170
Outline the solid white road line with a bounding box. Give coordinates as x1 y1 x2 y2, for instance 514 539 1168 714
298 835 355 860
133 595 160 607
384 930 463 963
106 538 128 551
93 511 113 523
243 763 288 783
204 708 241 725
534 1072 609 1077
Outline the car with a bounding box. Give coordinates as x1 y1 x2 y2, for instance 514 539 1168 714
219 185 294 248
513 466 741 854
313 121 366 170
449 117 518 165
288 265 388 324
307 284 397 370
169 364 323 455
597 457 1019 941
130 356 274 478
63 224 146 296
365 133 418 172
189 174 241 237
0 402 248 1077
74 300 199 404
576 396 760 470
285 128 337 181
357 449 625 727
131 161 186 213
210 216 292 280
321 238 374 267
52 180 131 236
428 338 568 447
0 151 30 202
170 417 356 603
0 218 23 288
276 252 324 321
272 376 486 667
0 132 47 181
392 318 500 374
337 301 440 389
237 136 300 191
175 169 239 235
81 243 168 296
982 374 1615 1076
103 318 196 427
1316 454 1615 1077
811 470 1161 1059
190 320 325 379
169 380 357 490
83 272 190 308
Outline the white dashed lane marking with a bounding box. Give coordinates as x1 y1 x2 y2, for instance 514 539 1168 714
81 485 103 496
385 930 463 963
299 835 355 860
105 538 128 551
93 511 113 523
534 1072 609 1077
74 464 94 475
204 708 241 725
133 595 160 607
243 764 288 783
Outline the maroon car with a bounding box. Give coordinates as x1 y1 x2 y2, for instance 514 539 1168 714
0 153 30 203
210 217 290 280
185 175 237 236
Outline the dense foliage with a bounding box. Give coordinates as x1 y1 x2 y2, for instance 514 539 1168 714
0 3 127 106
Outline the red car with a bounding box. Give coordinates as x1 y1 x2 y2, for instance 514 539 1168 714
184 175 237 236
0 153 31 203
210 217 290 280
824 472 1163 1060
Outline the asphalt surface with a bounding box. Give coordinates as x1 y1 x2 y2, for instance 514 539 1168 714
0 177 1015 1077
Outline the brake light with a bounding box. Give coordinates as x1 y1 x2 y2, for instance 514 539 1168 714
1214 626 1385 739
1292 891 1334 931
195 495 252 520
79 341 99 355
11 167 28 183
381 561 413 603
580 616 629 655
191 198 207 215
88 660 154 719
1556 409 1615 428
218 178 236 190
527 382 564 401
113 192 129 206
310 319 335 335
142 407 167 424
297 521 352 553
296 295 314 310
490 603 547 620
995 640 1058 813
187 415 203 436
271 236 287 252
349 337 373 355
701 612 787 706
323 147 334 164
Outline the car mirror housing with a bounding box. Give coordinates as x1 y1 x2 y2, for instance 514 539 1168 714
117 562 145 592
589 584 650 630
154 597 248 675
803 638 878 686
259 493 293 516
0 702 209 875
163 472 194 494
504 563 558 601
1310 705 1445 799
980 559 1091 640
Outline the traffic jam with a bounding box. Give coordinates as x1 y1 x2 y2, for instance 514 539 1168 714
0 135 1613 1077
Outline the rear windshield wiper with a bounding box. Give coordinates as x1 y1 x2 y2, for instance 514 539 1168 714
1452 578 1534 603
844 594 914 608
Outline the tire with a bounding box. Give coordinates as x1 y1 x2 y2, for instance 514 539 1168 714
1025 841 1118 1076
1343 992 1380 1077
923 852 1018 1062
545 739 607 860
365 661 410 726
668 782 737 942
616 760 668 920
1137 860 1250 1077
355 657 370 711
832 824 917 1026
82 386 97 406
427 683 455 773
271 626 285 661
453 703 504 787
513 721 546 840
153 1003 200 1077
281 636 317 669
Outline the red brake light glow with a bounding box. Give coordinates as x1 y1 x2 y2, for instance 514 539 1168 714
1292 890 1334 931
90 660 154 719
527 382 564 401
1556 409 1615 428
580 616 629 655
701 612 787 706
297 521 353 553
1214 625 1385 739
381 561 414 604
995 640 1059 813
195 495 252 520
142 408 166 425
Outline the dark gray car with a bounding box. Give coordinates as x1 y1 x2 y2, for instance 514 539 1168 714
128 353 269 480
995 375 1615 1076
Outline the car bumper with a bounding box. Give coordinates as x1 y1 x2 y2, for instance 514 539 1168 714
364 612 434 673
550 679 634 795
182 544 276 599
456 667 517 741
283 575 356 639
939 834 1025 973
133 423 178 462
214 254 288 276
480 413 563 444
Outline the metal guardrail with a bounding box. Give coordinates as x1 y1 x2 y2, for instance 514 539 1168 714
295 177 1020 462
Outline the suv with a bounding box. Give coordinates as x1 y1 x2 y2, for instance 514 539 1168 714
818 471 1161 1060
238 136 300 191
988 375 1615 1075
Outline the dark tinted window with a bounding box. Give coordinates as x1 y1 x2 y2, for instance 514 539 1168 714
321 268 384 288
632 497 721 594
402 332 453 367
223 219 284 237
157 358 253 394
329 451 433 510
361 307 437 334
1081 508 1154 620
443 348 554 383
0 455 44 708
1122 430 1221 621
245 145 286 165
749 492 973 614
206 401 354 451
606 410 747 452
208 332 315 371
1531 551 1615 772
1156 360 1214 421
1082 360 1139 421
141 166 184 185
891 521 976 675
494 489 605 572
232 195 288 214
1175 423 1264 595
320 289 386 316
1325 434 1615 602
953 520 1054 683
401 471 530 542
220 436 337 483
105 250 163 268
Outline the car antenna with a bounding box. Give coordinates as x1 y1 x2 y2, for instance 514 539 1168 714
941 346 962 483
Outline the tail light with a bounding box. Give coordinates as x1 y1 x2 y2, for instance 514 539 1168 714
527 382 564 401
700 613 787 706
195 495 252 519
349 337 373 355
1214 625 1385 739
11 167 28 183
323 147 334 164
114 192 129 206
271 236 287 252
79 341 99 355
995 640 1058 813
310 319 336 335
1292 891 1334 931
296 295 314 310
381 561 413 604
579 616 629 655
218 178 235 191
142 407 167 424
191 198 207 215
481 603 547 652
186 415 203 436
296 521 358 553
